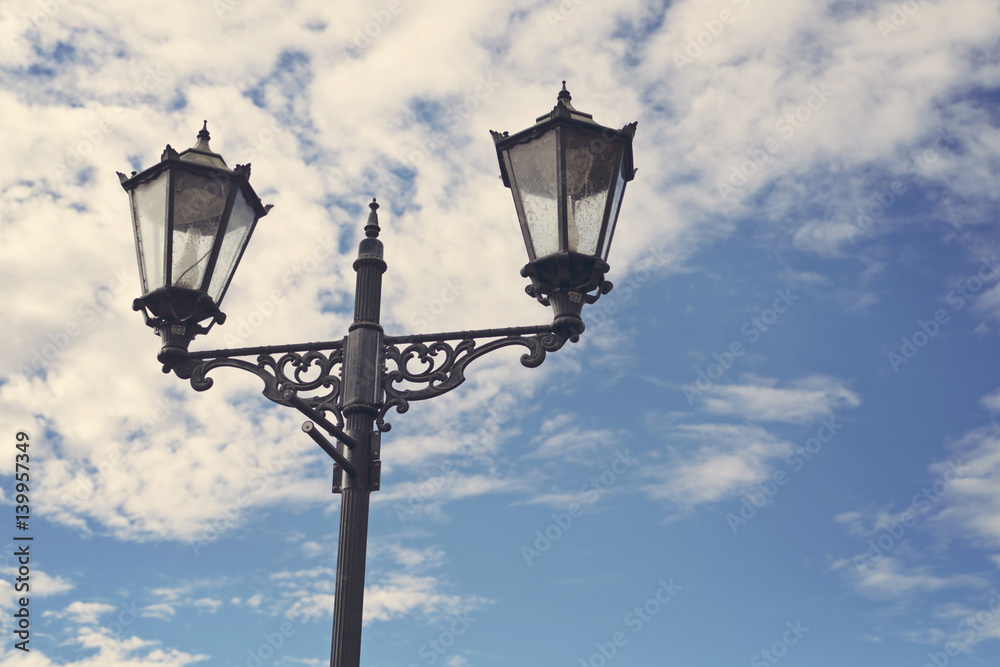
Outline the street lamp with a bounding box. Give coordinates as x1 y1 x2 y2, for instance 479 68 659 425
492 82 637 339
118 121 272 364
120 86 636 667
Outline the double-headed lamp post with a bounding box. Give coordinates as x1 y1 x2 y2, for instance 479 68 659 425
119 84 636 667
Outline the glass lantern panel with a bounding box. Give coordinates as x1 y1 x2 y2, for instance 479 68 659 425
601 154 628 262
170 170 230 291
506 130 559 258
207 187 257 303
130 173 168 294
563 130 617 256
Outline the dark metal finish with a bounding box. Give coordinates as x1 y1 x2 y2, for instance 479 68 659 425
329 198 384 667
302 422 358 477
163 322 576 436
119 123 273 363
134 198 582 667
126 90 634 667
186 339 344 359
286 391 357 449
378 326 567 432
330 486 369 666
169 345 347 428
490 83 637 332
303 422 358 476
384 323 554 344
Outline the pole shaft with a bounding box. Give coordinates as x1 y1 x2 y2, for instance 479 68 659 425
330 204 385 667
329 419 372 667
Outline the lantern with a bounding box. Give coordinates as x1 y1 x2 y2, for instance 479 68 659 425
492 83 636 335
118 122 271 361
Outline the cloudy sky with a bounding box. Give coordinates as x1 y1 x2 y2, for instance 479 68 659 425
1 0 1000 665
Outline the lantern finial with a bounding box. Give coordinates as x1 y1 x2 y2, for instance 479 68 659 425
194 120 212 152
558 81 571 103
365 198 380 239
538 82 591 123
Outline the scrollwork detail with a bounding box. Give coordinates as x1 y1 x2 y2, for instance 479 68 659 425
171 348 346 427
164 326 565 435
377 330 566 432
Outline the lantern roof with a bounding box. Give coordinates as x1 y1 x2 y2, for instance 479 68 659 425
490 85 637 191
533 82 600 127
116 122 236 189
173 121 231 171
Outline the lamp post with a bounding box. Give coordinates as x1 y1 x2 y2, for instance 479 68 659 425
119 85 636 667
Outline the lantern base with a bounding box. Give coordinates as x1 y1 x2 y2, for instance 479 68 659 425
155 322 196 369
521 252 613 340
548 290 586 342
132 287 227 370
521 251 609 302
135 286 224 327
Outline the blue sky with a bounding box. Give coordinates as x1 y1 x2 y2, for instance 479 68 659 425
2 0 1000 665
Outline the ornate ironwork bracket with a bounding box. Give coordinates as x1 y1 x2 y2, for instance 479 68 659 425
161 323 570 437
167 340 347 427
377 324 568 432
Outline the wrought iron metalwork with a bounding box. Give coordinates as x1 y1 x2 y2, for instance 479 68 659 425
118 122 273 363
140 196 583 667
168 341 347 427
379 325 566 431
124 86 636 667
491 83 636 337
160 323 568 435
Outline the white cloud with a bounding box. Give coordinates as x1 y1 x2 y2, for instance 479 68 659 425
980 388 1000 413
133 581 237 621
362 572 474 625
44 601 116 625
641 376 859 511
926 425 1000 547
641 423 794 508
925 595 1000 650
834 511 867 536
149 586 186 603
300 540 324 558
0 626 211 666
375 472 525 522
30 568 75 596
831 432 1000 640
0 1 997 666
266 543 486 626
376 544 447 572
526 415 622 463
0 0 993 555
517 489 602 510
0 567 73 615
698 375 860 423
191 598 222 613
141 603 176 621
832 556 987 600
228 592 265 611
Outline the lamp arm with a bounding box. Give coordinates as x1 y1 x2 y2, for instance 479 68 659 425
378 324 568 432
168 341 347 427
162 322 571 434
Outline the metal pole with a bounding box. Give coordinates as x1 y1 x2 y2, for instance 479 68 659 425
330 200 385 667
